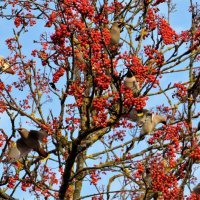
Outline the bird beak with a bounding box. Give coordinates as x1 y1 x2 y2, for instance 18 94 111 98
17 128 22 132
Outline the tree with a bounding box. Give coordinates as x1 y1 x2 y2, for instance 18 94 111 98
0 0 199 199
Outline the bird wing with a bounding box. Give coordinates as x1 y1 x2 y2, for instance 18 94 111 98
140 116 154 135
110 23 120 45
7 139 31 162
129 109 138 122
153 115 167 125
29 130 48 141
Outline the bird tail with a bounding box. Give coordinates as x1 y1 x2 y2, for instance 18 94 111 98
137 134 146 144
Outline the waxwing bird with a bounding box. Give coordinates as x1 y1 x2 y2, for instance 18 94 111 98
0 56 15 74
17 128 48 157
193 183 200 194
139 113 167 141
105 21 124 57
7 139 31 162
110 22 121 46
129 108 150 126
124 69 140 95
143 167 152 188
141 168 158 200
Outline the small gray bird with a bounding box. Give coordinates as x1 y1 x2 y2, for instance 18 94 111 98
7 128 48 162
110 22 121 46
139 113 167 140
17 128 48 156
193 183 200 194
143 167 152 188
105 21 123 57
124 70 140 95
0 56 15 75
7 139 31 162
128 108 166 141
129 108 150 126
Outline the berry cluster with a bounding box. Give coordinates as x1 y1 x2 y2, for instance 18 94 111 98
90 170 101 185
158 18 179 45
174 83 187 98
53 67 65 83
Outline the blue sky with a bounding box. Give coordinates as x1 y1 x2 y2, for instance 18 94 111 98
0 0 199 199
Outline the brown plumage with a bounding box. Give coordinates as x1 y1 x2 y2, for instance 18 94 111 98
7 139 31 162
193 183 200 194
7 128 48 162
129 108 150 125
124 70 140 95
110 22 121 46
140 113 167 135
128 108 166 141
17 128 48 157
105 22 123 57
0 56 15 74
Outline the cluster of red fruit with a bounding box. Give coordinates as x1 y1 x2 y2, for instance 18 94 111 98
132 97 148 110
52 67 65 83
158 18 179 45
145 8 158 31
0 101 7 113
7 174 18 189
94 74 111 90
144 45 164 66
0 133 6 147
190 145 200 161
92 97 107 111
134 162 145 178
90 170 101 185
21 179 32 191
111 130 126 141
0 82 5 93
174 83 187 98
150 159 179 199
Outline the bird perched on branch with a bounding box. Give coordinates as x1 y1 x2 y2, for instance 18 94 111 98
7 139 31 163
128 108 167 142
110 22 121 46
105 21 124 57
139 112 167 141
129 108 150 126
7 128 48 162
0 56 15 75
124 69 140 95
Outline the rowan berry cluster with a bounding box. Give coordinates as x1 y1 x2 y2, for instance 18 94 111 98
145 8 158 31
7 174 19 188
0 82 5 93
52 67 65 83
174 83 187 98
90 170 101 185
158 18 179 45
